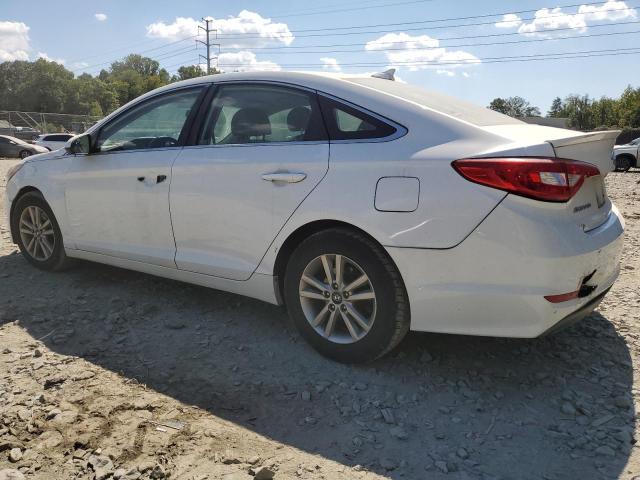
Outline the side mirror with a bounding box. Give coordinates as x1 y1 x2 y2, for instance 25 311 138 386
65 134 92 155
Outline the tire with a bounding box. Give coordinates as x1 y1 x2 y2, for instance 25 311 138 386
615 155 633 172
11 191 73 271
19 150 32 159
284 228 410 363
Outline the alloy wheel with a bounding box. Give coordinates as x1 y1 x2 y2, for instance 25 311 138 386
19 205 56 261
298 254 377 344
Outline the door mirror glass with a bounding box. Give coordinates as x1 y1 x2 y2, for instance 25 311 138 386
66 134 92 154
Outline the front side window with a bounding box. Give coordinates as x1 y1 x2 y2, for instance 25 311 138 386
199 84 326 145
319 96 399 141
96 88 203 152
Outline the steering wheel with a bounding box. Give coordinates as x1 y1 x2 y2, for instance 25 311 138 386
148 136 179 148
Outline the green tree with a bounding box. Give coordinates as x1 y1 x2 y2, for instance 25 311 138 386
547 97 564 117
617 86 640 128
488 96 541 117
173 65 206 81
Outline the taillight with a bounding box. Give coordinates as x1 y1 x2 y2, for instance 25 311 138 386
452 157 600 202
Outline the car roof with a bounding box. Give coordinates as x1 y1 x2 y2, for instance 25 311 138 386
89 70 519 135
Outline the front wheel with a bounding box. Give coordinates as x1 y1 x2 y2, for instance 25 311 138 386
284 228 410 363
11 191 72 271
615 156 633 172
19 150 32 159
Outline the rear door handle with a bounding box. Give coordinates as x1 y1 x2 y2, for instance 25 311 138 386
157 174 167 184
261 172 307 183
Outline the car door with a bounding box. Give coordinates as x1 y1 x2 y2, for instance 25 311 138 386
171 82 329 280
64 86 205 267
0 137 11 156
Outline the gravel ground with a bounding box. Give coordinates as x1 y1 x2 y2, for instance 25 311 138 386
0 157 639 480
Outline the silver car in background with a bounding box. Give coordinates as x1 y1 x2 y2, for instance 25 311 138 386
0 135 48 158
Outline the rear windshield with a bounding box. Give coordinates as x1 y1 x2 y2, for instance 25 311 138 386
349 77 522 127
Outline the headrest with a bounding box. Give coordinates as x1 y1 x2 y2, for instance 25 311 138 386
287 106 311 132
231 108 271 137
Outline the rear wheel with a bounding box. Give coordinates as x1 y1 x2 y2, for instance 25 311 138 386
19 150 31 159
11 192 72 271
615 155 633 172
284 228 410 363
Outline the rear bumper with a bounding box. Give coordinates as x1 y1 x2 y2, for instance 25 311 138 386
539 287 610 337
387 199 624 338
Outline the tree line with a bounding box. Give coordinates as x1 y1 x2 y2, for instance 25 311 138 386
489 87 640 131
1 53 639 134
0 55 212 118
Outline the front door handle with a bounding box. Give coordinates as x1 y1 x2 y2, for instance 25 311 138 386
261 172 307 183
157 174 167 184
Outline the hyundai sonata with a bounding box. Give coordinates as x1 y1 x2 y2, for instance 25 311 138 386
5 71 624 363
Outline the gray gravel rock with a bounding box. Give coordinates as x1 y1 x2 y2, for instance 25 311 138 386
8 448 22 462
250 465 275 479
0 470 25 480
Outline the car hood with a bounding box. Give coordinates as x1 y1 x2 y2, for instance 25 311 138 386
30 145 49 153
23 149 67 164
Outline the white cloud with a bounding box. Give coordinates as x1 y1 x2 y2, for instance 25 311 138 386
495 13 523 28
146 10 293 49
365 32 480 71
36 52 65 65
517 0 636 36
36 52 66 65
217 51 280 72
95 13 108 22
436 69 456 77
0 21 30 62
320 57 341 72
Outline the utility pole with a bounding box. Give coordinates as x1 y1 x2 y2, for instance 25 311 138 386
197 18 220 74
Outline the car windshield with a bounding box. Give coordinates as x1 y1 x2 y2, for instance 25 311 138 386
1 136 27 145
348 77 523 127
630 137 640 145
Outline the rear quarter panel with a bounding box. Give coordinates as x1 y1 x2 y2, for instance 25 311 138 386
255 110 515 276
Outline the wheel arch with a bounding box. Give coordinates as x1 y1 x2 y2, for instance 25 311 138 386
272 219 406 306
615 153 637 167
9 186 43 243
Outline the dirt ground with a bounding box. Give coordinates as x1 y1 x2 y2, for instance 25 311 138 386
0 157 639 480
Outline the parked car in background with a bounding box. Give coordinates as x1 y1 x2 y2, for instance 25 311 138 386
4 71 624 363
613 137 639 171
0 126 41 142
34 133 75 151
0 135 48 158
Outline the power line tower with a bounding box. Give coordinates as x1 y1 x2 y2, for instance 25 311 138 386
197 18 220 74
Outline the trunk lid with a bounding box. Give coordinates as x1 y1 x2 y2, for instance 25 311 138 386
482 125 619 232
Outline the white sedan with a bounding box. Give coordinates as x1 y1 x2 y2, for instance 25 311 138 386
34 133 75 152
5 71 624 363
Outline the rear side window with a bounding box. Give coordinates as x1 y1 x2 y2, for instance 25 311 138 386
47 134 71 141
319 96 398 141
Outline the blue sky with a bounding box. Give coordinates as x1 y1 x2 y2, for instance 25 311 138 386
1 0 638 112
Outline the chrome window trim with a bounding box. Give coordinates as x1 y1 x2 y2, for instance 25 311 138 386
182 140 328 151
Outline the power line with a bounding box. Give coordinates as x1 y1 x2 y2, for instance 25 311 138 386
214 5 639 40
76 45 198 75
266 0 439 19
237 28 640 56
216 46 640 68
68 35 197 67
226 1 637 35
72 42 198 74
231 19 640 51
